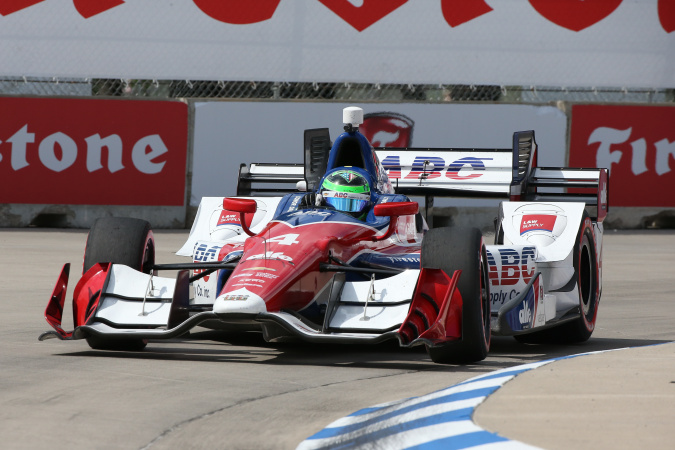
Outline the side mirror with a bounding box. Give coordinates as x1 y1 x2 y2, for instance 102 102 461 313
372 201 419 241
223 198 257 236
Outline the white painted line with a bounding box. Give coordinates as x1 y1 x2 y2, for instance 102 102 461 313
298 349 634 450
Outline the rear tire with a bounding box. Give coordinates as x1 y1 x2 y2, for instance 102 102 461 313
422 227 491 364
83 217 155 351
514 212 599 344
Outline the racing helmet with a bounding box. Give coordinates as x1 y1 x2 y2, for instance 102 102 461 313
321 169 371 218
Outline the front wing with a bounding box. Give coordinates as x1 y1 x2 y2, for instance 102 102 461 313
40 262 465 349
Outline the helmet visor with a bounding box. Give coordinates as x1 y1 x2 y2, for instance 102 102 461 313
325 196 369 213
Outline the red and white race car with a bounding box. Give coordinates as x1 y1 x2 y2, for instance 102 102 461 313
40 107 607 364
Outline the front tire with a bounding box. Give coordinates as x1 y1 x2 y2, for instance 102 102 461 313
83 217 155 351
422 227 491 364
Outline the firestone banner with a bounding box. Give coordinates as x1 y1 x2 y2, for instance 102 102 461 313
0 98 188 205
569 105 675 207
0 0 673 87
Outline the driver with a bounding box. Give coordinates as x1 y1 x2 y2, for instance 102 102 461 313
319 169 372 220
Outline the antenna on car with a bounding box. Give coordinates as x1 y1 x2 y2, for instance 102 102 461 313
343 106 363 132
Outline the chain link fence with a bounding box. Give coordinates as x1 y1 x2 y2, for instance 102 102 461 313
1 77 673 104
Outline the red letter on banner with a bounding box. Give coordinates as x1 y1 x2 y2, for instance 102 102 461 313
528 0 623 32
193 0 281 24
659 0 675 33
441 0 493 28
0 0 44 16
318 0 408 32
73 0 124 19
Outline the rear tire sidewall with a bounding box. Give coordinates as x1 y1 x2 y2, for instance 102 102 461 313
572 216 599 340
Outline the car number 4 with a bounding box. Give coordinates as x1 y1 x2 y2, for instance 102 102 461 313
267 233 300 246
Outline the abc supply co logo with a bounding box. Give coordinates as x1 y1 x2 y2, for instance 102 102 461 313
0 98 187 205
570 105 675 207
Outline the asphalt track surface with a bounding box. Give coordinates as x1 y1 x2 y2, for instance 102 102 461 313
1 229 673 449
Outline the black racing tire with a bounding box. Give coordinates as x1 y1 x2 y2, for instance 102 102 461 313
515 212 599 344
83 217 155 275
83 217 155 351
422 227 491 364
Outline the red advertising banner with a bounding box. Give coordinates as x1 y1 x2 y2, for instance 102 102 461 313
0 98 188 205
569 105 675 207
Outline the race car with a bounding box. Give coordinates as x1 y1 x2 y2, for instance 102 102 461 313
40 106 608 364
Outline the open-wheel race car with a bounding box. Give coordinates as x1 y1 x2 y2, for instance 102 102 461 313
40 107 608 364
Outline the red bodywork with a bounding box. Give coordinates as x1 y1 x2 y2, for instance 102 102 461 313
219 215 421 312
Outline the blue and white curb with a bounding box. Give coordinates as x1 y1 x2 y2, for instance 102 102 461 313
297 350 622 450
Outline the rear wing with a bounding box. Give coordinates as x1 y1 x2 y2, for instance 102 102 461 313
235 130 608 222
374 131 608 222
236 163 304 197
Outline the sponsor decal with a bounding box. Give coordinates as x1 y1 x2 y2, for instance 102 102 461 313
519 300 532 324
222 294 249 301
0 98 187 205
386 256 419 264
217 208 253 228
570 105 675 207
380 155 493 181
217 212 239 226
520 214 557 235
490 289 521 306
289 195 302 210
195 284 211 298
266 233 300 246
232 271 279 280
192 243 223 282
487 247 536 287
246 252 294 263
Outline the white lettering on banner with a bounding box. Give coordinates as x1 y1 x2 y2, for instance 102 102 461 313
655 139 675 176
590 127 630 173
85 134 124 173
132 135 168 174
591 127 675 176
39 132 77 172
630 138 648 176
0 126 169 174
7 125 35 170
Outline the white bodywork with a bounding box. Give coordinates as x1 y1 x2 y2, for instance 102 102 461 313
93 265 176 327
488 201 603 334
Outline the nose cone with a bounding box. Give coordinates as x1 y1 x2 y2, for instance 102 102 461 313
213 288 267 315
